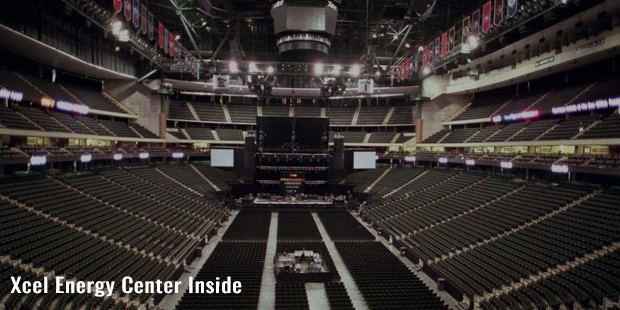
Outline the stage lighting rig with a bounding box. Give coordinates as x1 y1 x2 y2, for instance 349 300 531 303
248 75 274 98
319 78 347 98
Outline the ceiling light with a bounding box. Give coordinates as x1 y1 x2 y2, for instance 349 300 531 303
332 64 342 76
229 61 239 73
267 66 275 74
249 62 259 73
393 35 398 40
314 63 324 76
422 67 431 75
174 35 180 41
349 64 361 77
405 43 411 48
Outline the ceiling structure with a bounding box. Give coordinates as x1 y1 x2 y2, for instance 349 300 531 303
144 0 474 66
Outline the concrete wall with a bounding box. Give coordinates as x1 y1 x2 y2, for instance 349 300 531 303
103 80 162 137
419 94 470 141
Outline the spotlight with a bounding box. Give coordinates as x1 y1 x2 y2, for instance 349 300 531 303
349 64 361 77
422 67 431 75
229 61 239 73
111 21 123 35
468 35 479 49
393 34 398 40
405 43 411 48
267 66 275 74
418 46 424 52
314 63 324 76
249 62 259 73
332 64 342 76
174 35 180 41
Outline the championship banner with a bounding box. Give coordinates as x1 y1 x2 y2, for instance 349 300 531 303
168 32 174 56
482 1 492 33
164 28 169 52
422 46 428 68
413 53 419 74
440 32 448 57
123 0 132 21
507 0 518 17
213 75 230 91
434 37 441 60
158 22 164 48
141 4 148 34
494 0 505 25
113 0 122 13
148 13 155 41
390 67 395 87
471 9 481 36
132 0 140 29
462 16 470 45
448 27 456 52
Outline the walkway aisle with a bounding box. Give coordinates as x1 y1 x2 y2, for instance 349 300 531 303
257 212 278 310
158 210 240 310
311 212 368 310
306 283 330 310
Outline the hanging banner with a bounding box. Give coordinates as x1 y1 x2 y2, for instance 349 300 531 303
158 22 164 48
113 0 122 13
132 0 140 29
123 0 132 21
471 9 481 36
141 3 148 34
428 42 434 63
507 0 518 17
441 32 448 57
213 75 230 91
462 16 470 45
422 46 428 68
448 27 456 52
161 27 168 51
413 52 420 74
482 1 492 33
148 12 155 41
494 0 505 25
168 32 174 56
434 37 441 60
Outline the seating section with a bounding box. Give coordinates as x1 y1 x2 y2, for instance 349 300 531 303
317 210 375 241
485 122 527 142
192 164 239 191
579 112 620 140
227 104 257 123
431 187 617 299
275 283 309 310
492 92 544 116
169 101 195 120
193 102 227 122
326 106 355 126
441 127 479 143
158 164 215 195
216 128 244 141
0 106 40 130
339 131 367 143
18 106 70 132
538 114 598 140
368 167 426 197
185 127 216 140
453 91 512 121
294 106 322 117
0 200 175 304
48 110 95 134
367 131 396 143
222 210 271 241
336 241 447 309
61 83 125 114
324 282 354 310
0 146 24 158
532 83 589 113
356 106 390 125
262 105 290 117
176 241 266 309
422 129 449 143
0 69 43 101
344 166 388 192
481 250 620 309
97 119 140 138
130 123 159 138
387 106 413 125
508 119 558 141
466 125 502 143
277 211 322 241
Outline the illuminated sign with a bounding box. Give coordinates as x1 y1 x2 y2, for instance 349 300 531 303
551 164 569 174
113 153 123 161
438 157 448 164
172 152 184 159
139 152 150 159
465 159 475 166
56 100 90 115
552 97 620 115
30 155 47 166
80 154 93 163
404 156 416 162
500 161 513 169
0 88 24 102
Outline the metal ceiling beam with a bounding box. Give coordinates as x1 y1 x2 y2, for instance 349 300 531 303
388 24 412 67
169 0 204 67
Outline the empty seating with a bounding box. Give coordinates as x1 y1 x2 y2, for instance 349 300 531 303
61 83 125 114
294 106 322 117
0 106 40 130
357 106 390 125
216 128 244 141
222 210 271 241
423 129 449 143
185 127 215 140
227 104 257 124
18 106 70 132
176 241 266 309
336 241 447 309
508 119 558 141
97 119 140 137
130 123 158 138
441 127 479 143
278 212 322 241
326 106 355 126
453 91 511 121
317 211 375 241
192 164 239 191
485 122 527 142
339 131 366 143
324 282 354 310
466 125 502 143
262 105 290 117
387 106 413 125
367 131 396 143
169 101 196 120
275 283 309 310
538 114 598 140
193 102 227 122
579 112 620 140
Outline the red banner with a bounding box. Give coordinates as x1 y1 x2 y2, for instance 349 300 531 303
123 0 132 21
113 0 122 13
441 32 448 57
482 1 492 33
141 4 148 34
158 22 164 49
168 33 174 56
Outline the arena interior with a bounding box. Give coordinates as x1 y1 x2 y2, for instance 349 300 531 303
1 0 620 309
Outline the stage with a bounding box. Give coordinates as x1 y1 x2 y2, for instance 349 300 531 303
274 250 333 283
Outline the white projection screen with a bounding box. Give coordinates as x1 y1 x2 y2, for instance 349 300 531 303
353 151 377 169
211 149 235 167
